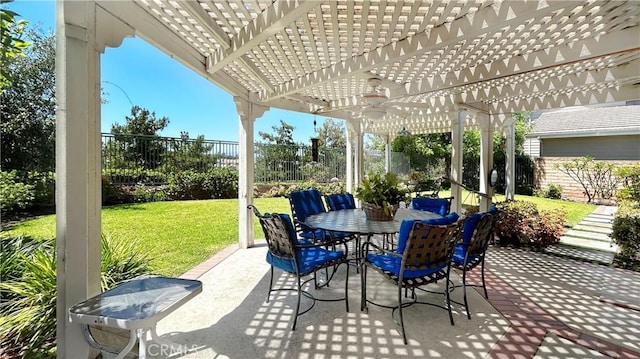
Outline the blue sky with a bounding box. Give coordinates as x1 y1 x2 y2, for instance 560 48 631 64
7 0 326 143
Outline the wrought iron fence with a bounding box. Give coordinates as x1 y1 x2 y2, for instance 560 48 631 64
101 133 535 190
101 133 347 185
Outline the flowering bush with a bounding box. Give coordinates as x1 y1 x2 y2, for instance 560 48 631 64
494 200 566 248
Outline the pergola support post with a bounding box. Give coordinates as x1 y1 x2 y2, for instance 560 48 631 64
504 118 516 200
450 110 465 213
384 135 391 173
479 115 494 212
345 125 354 193
235 96 268 248
56 2 102 357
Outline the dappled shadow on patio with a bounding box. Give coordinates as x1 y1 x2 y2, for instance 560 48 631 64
484 247 640 357
155 244 508 358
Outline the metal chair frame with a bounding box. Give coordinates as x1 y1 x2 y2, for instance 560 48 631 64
248 205 350 330
361 220 463 344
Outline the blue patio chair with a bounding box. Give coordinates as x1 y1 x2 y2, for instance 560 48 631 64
325 192 356 211
248 205 349 330
288 189 352 242
451 212 494 319
361 213 462 344
411 196 453 216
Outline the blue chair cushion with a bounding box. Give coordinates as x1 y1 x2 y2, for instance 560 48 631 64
452 243 479 265
367 253 447 279
326 193 356 211
396 213 460 253
267 247 344 275
462 212 483 244
289 189 326 222
411 197 451 216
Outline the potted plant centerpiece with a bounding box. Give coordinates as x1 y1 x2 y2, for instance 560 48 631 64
355 172 409 221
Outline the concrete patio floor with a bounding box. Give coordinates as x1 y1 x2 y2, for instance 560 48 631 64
149 242 640 359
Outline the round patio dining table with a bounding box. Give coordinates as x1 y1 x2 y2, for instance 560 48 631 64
304 207 442 235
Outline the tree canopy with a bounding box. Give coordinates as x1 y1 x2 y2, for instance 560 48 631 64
316 118 346 149
0 29 54 173
0 7 30 92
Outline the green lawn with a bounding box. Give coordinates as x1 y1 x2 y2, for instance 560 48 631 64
2 195 594 276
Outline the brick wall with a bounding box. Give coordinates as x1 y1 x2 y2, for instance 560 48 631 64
535 157 639 202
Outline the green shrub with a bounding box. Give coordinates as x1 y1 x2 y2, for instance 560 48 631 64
167 168 238 200
102 175 133 205
536 183 563 199
0 234 152 357
132 184 169 203
611 201 640 268
0 170 35 215
494 200 566 248
616 164 640 203
102 167 167 185
26 171 55 208
257 180 346 198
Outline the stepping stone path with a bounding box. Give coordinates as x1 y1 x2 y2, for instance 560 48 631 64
545 206 618 265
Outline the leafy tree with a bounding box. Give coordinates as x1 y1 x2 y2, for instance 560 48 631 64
556 157 621 203
108 106 169 170
0 29 55 173
1 6 30 92
258 119 295 146
392 133 451 173
255 120 301 182
316 119 346 148
365 134 386 151
164 132 217 172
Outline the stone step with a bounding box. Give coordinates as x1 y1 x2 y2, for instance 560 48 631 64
578 220 613 229
559 236 618 253
572 224 612 234
586 213 614 220
582 215 613 223
544 244 615 265
563 229 612 242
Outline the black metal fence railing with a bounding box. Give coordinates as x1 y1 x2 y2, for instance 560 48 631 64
101 133 536 191
101 133 347 185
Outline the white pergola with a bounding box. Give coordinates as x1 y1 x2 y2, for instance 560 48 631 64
56 1 640 356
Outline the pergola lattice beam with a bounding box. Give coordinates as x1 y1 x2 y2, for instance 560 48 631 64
408 28 640 97
97 0 248 98
263 1 570 102
206 0 318 75
181 0 230 49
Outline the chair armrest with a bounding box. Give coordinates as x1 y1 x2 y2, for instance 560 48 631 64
361 241 399 258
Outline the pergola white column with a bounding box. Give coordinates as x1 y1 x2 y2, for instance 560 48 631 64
345 127 354 193
56 2 133 357
450 110 466 213
504 118 516 200
384 135 391 173
479 115 494 212
346 118 364 192
354 125 365 187
235 97 268 249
